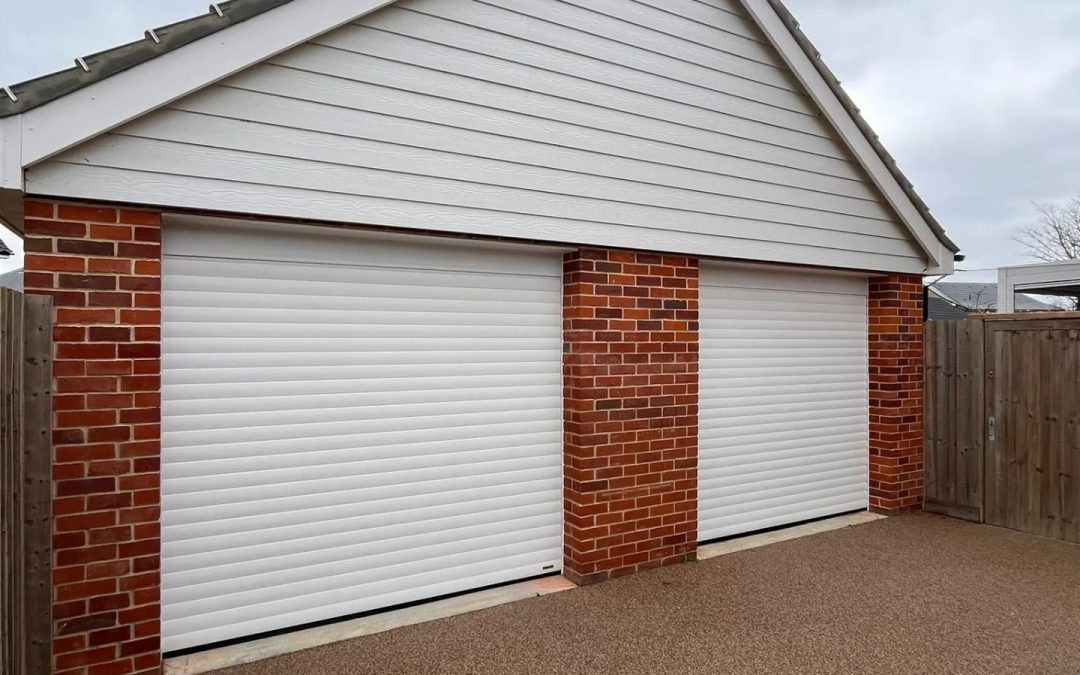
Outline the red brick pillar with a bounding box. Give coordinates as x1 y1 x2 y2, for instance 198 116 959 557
562 249 698 584
23 200 163 675
868 273 924 512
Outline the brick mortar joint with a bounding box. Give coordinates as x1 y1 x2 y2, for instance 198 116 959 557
867 272 925 506
23 199 165 673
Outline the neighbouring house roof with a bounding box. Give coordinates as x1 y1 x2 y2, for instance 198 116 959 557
0 237 12 258
0 268 22 291
0 0 958 270
926 295 969 321
930 282 1057 313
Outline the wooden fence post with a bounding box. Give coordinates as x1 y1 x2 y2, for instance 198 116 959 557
1 288 53 675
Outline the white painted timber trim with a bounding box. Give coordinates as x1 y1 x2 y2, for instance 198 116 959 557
19 0 397 169
162 575 575 675
0 115 21 190
738 0 951 274
697 511 885 560
997 268 1014 314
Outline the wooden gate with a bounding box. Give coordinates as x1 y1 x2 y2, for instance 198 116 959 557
1 288 53 675
925 314 1080 543
984 317 1080 542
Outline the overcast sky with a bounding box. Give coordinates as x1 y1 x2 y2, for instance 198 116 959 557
2 0 1079 279
787 0 1080 281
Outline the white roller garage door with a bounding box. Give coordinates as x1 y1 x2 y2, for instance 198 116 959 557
160 218 563 651
699 264 868 542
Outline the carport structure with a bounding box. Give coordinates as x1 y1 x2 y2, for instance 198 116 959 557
997 260 1080 312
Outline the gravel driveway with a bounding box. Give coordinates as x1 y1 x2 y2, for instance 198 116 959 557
217 513 1080 674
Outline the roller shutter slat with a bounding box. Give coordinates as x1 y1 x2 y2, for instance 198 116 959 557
165 486 561 558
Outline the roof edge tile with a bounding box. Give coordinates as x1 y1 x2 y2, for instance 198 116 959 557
0 0 292 118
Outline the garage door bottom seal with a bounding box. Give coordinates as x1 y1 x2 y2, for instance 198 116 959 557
163 572 573 675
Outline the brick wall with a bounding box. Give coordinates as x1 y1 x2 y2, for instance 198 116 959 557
867 273 924 512
15 197 924 665
562 249 698 584
23 200 163 675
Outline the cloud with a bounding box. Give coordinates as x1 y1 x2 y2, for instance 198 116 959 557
0 1 209 86
0 2 210 272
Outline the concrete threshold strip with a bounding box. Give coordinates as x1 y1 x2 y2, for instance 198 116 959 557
165 510 884 674
696 510 885 560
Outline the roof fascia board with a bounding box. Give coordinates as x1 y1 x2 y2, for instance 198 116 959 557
0 188 24 233
738 0 950 274
998 259 1080 275
19 0 396 169
1 114 21 190
0 115 25 230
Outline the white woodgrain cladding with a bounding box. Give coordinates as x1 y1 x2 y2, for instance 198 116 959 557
27 0 926 273
159 218 563 651
698 264 869 542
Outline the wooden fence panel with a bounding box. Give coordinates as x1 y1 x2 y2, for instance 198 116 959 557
984 319 1080 543
924 320 984 521
927 313 1080 543
1 288 52 675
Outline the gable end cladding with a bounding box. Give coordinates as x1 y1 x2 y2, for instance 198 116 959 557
0 0 962 264
0 0 957 272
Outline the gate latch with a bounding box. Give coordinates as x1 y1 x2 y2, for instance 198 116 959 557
988 416 996 442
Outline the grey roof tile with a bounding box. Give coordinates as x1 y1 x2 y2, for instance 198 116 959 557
0 268 22 291
926 295 969 321
931 281 1058 312
0 0 290 117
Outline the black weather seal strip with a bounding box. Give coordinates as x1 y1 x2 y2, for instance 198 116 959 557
163 571 561 659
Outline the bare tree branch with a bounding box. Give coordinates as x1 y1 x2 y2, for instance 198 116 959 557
969 287 992 313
